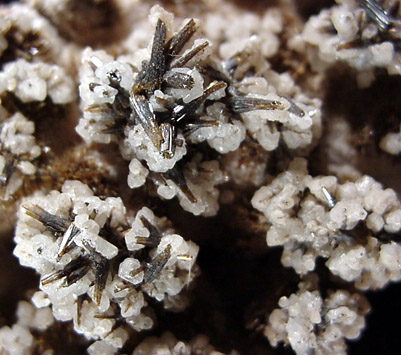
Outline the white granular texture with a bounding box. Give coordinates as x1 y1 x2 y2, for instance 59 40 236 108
0 58 75 104
13 181 200 349
0 300 54 355
221 141 269 188
154 159 226 217
75 4 322 197
301 0 401 87
2 0 401 354
0 111 41 198
76 48 133 145
327 236 401 290
0 324 34 355
127 158 149 189
265 280 370 355
132 331 228 355
1 112 40 161
124 123 187 173
252 158 401 286
207 7 282 59
236 72 322 152
0 2 76 68
187 102 246 154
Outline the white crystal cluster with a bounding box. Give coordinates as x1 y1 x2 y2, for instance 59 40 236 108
0 2 74 67
0 3 76 202
1 0 401 354
252 157 401 287
76 48 133 145
302 0 401 86
203 4 282 60
123 122 187 173
13 180 199 352
0 58 75 104
122 206 199 306
0 109 41 199
186 102 246 154
221 141 269 188
88 331 234 355
0 4 75 102
265 279 370 355
15 180 125 270
77 47 226 217
232 58 322 153
153 159 226 217
201 2 322 152
0 2 76 105
129 332 228 355
76 5 321 216
0 299 54 355
0 44 74 201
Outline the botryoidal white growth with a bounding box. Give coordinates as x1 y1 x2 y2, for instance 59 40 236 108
265 280 370 355
251 157 401 289
0 299 54 355
301 0 401 86
13 180 199 351
0 109 41 199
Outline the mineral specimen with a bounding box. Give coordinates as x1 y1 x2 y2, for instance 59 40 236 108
1 0 401 354
13 180 199 351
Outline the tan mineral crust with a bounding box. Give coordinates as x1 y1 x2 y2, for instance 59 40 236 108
1 0 401 354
